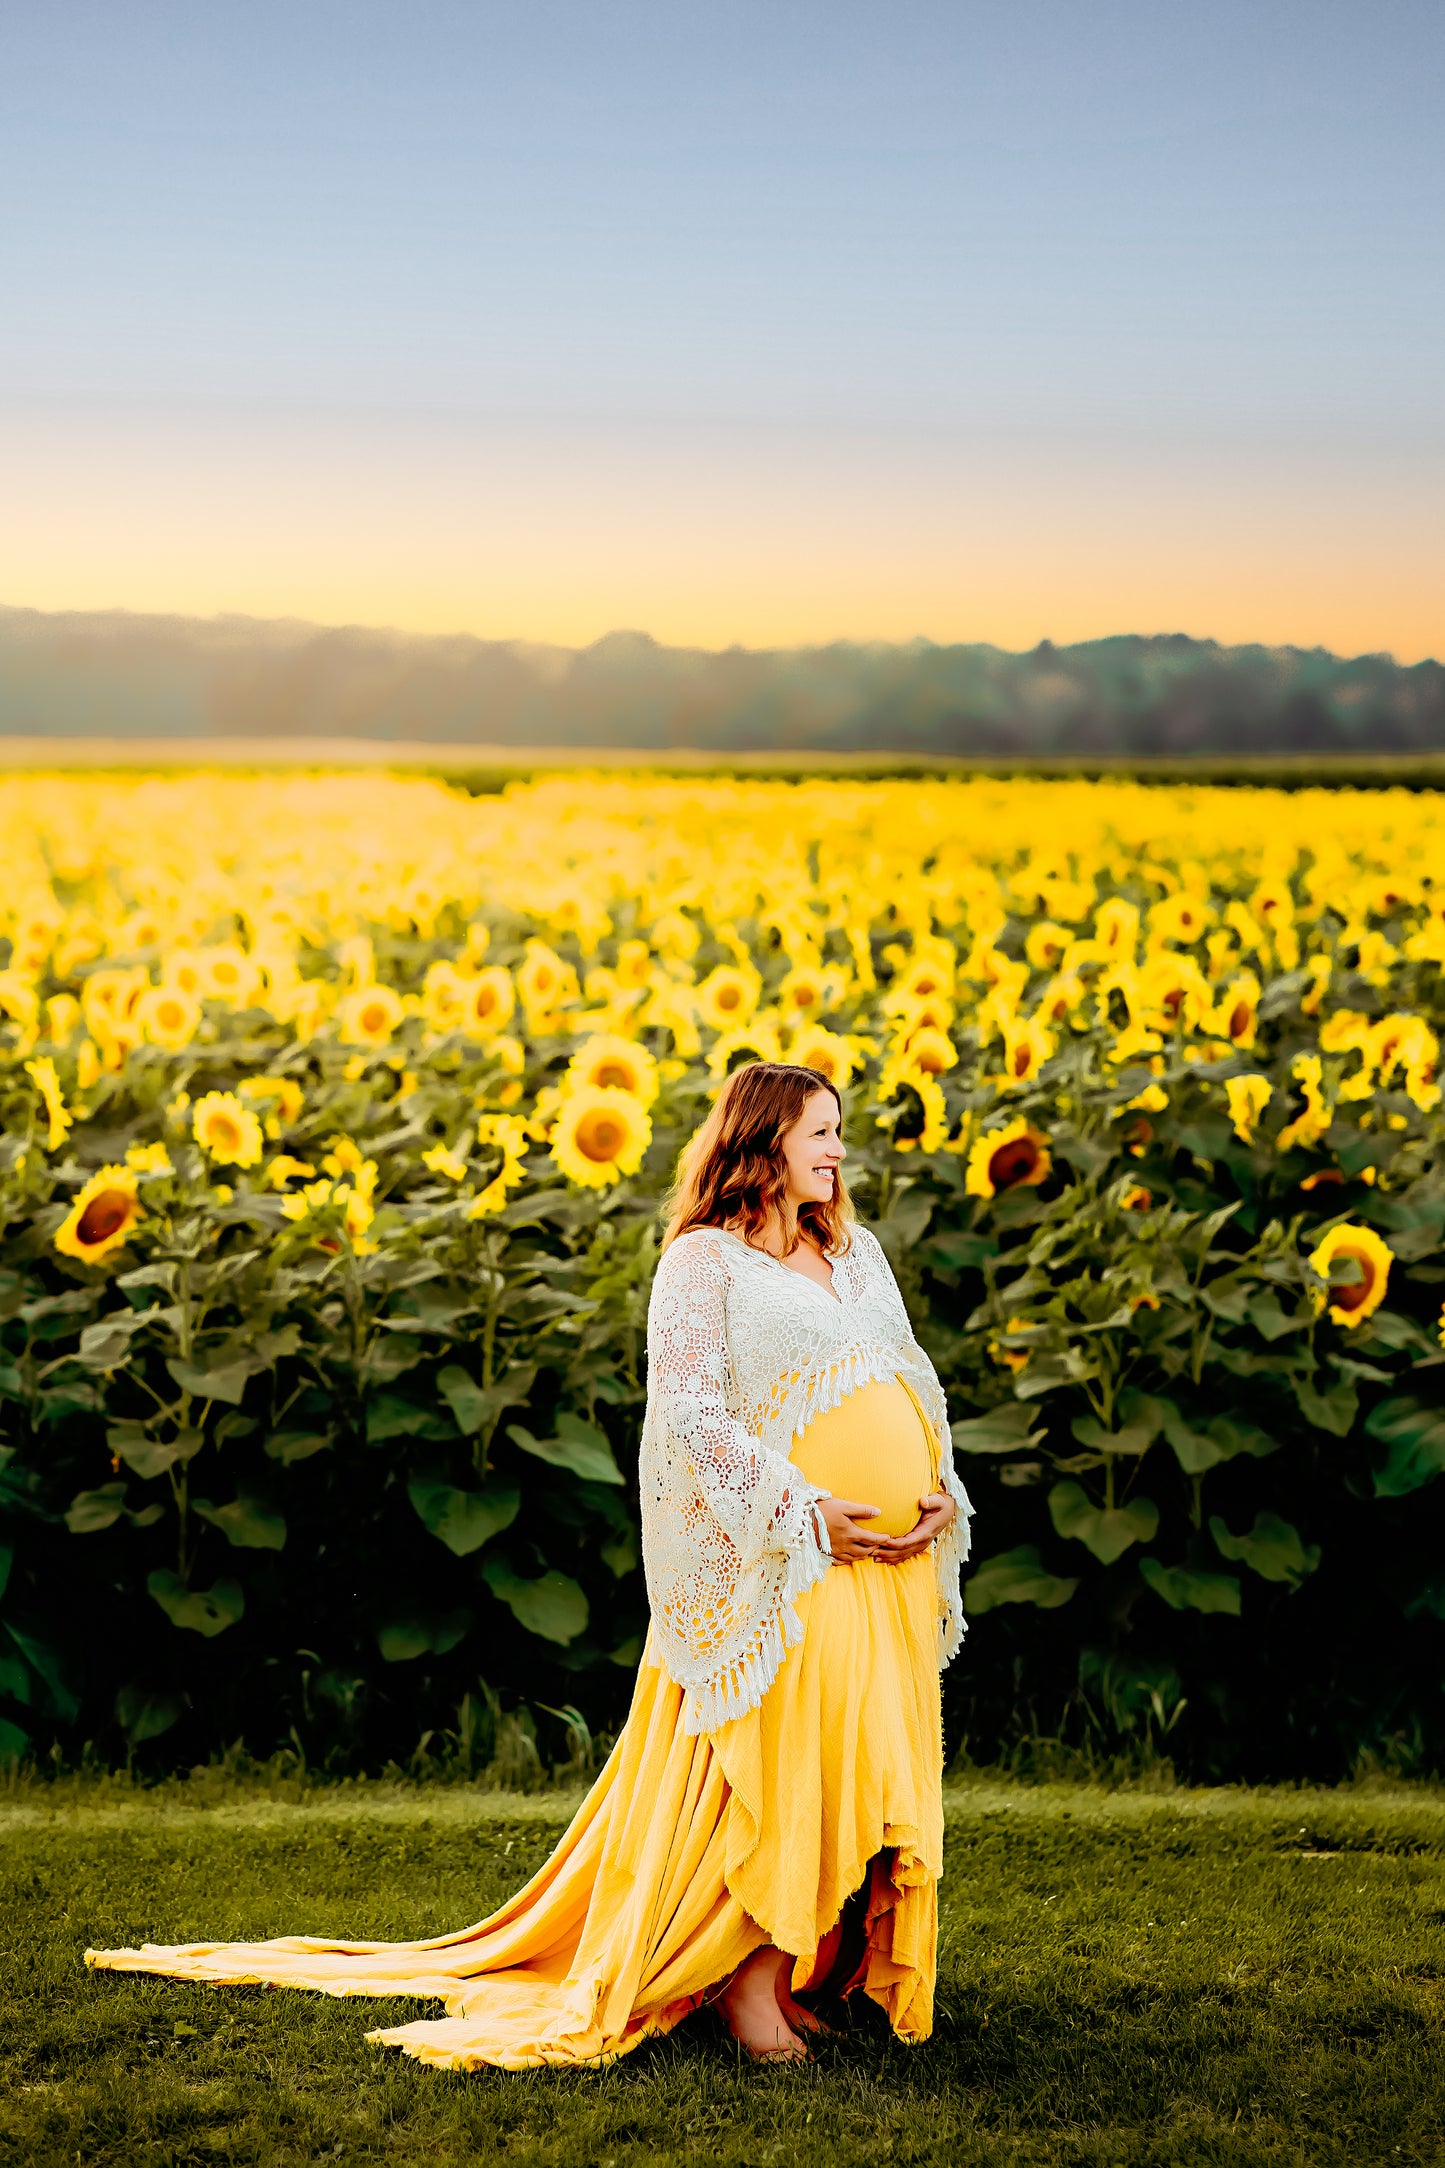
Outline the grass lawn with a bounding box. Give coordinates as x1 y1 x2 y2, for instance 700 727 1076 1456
2 1771 1443 2167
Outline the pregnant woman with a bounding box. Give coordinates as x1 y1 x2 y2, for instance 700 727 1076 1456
89 1061 972 2067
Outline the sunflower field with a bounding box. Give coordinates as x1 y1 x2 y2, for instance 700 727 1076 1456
3 768 1445 1780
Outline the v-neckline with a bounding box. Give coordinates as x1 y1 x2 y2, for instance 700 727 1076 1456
718 1226 845 1307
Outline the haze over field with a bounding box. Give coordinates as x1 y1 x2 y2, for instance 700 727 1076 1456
2 604 1442 756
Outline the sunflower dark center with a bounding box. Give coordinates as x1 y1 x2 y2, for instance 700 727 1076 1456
76 1191 131 1245
578 1115 625 1161
989 1138 1038 1188
894 1088 926 1140
1331 1249 1374 1310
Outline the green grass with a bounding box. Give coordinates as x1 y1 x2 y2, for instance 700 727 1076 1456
3 1771 1444 2166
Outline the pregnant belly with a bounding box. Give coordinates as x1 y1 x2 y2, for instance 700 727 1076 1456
789 1377 938 1537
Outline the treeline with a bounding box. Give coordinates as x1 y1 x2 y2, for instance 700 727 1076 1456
2 606 1442 756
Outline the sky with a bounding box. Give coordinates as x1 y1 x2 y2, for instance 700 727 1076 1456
1 0 1441 660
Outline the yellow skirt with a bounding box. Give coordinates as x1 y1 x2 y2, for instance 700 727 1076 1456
87 1378 945 2070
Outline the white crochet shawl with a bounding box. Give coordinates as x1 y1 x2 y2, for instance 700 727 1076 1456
639 1221 973 1735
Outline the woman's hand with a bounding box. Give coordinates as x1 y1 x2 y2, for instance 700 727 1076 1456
816 1495 890 1563
872 1491 957 1564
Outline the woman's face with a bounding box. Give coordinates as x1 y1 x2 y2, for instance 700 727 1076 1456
780 1088 845 1208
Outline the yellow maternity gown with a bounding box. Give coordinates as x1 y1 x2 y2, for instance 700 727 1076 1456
87 1377 944 2068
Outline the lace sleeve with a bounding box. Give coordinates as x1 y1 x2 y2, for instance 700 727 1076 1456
645 1230 831 1570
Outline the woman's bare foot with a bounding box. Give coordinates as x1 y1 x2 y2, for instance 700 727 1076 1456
717 1944 809 2061
777 1979 834 2039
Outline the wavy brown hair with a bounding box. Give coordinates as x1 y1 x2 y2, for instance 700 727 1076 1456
662 1061 853 1257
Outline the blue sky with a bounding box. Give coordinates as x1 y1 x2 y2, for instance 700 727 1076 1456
2 0 1440 654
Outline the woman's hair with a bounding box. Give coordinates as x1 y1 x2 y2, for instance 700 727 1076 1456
662 1061 853 1256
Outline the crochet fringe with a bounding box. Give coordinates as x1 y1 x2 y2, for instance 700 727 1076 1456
638 1223 971 1738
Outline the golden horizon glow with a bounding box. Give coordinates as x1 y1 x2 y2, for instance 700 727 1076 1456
2 415 1440 665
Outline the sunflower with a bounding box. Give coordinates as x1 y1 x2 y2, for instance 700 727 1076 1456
1355 1014 1441 1110
648 910 700 962
321 1135 366 1175
1146 892 1214 947
280 1163 378 1251
775 964 835 1025
695 963 762 1032
1365 1013 1421 1076
706 1021 783 1079
422 1141 469 1182
125 1141 173 1175
1210 972 1261 1049
469 1112 530 1217
639 978 701 1059
155 947 200 995
265 1155 316 1188
280 1176 336 1224
338 982 405 1049
135 984 201 1051
965 1118 1052 1199
564 1033 660 1107
199 944 262 1006
890 952 956 1006
966 948 1028 1007
1300 952 1332 1015
1040 876 1096 924
455 966 517 1039
1276 1054 1330 1153
45 992 81 1045
1035 973 1086 1028
988 1315 1033 1372
1319 1009 1372 1056
420 959 468 1034
1136 953 1211 1033
876 1068 947 1153
239 1074 304 1127
1307 1223 1394 1328
1105 1018 1165 1068
550 1087 653 1188
784 1027 857 1088
997 1015 1055 1088
23 1056 73 1151
515 940 580 1026
611 939 653 990
1024 920 1071 972
192 1091 264 1168
1405 1051 1441 1113
54 1165 141 1266
80 966 147 1031
1224 1074 1272 1143
902 1026 958 1077
462 1032 523 1104
1091 898 1140 960
886 989 957 1038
